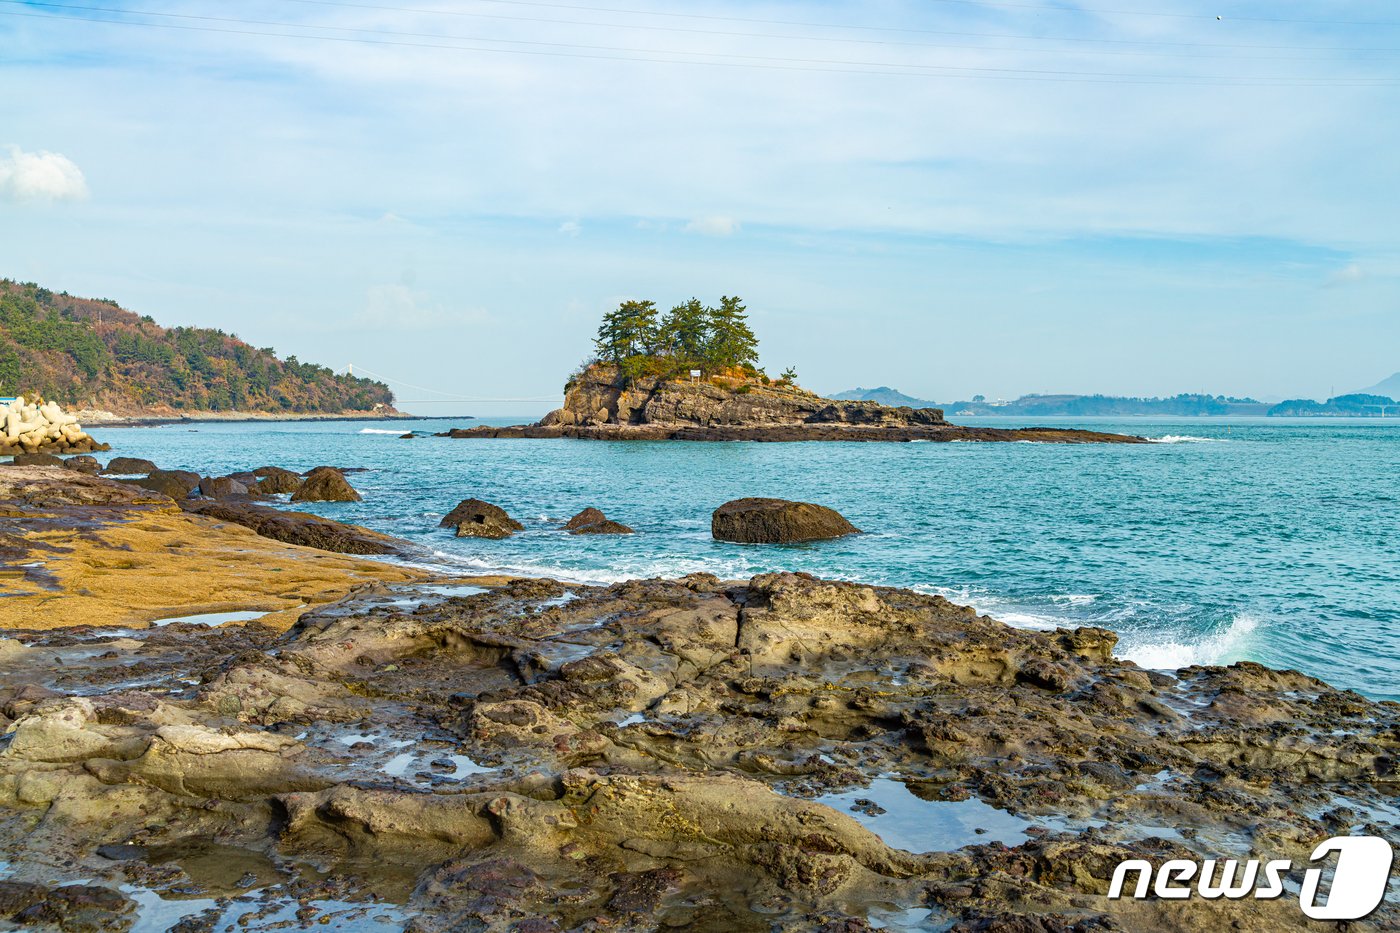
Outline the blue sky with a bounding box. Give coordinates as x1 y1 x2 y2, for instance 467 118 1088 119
2 0 1398 413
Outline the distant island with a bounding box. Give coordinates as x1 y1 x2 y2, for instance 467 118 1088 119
834 387 1270 417
1266 393 1399 417
439 296 1144 443
0 279 398 420
836 386 1400 418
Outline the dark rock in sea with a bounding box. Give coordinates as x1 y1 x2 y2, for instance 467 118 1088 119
565 508 633 535
197 475 251 499
62 455 101 474
400 432 415 439
441 498 523 539
291 466 362 503
101 456 157 475
6 452 65 467
570 518 634 535
130 469 200 500
301 465 369 475
564 507 607 530
181 499 398 554
254 466 303 495
712 497 859 544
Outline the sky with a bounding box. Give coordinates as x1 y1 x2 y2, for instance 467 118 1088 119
2 0 1399 414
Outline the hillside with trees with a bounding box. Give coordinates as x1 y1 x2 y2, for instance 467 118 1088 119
0 279 394 415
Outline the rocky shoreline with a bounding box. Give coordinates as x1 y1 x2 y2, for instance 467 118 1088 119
1 468 1396 931
435 365 1147 443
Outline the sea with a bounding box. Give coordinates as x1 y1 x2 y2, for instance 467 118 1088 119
102 416 1400 701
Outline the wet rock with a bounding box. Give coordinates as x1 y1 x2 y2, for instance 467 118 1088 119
564 507 606 530
712 497 860 544
196 475 250 498
564 507 633 535
253 466 302 494
130 468 201 499
291 466 362 503
181 499 398 554
62 455 101 474
102 456 158 475
441 498 522 539
570 518 634 535
10 884 133 932
400 432 415 439
8 452 65 467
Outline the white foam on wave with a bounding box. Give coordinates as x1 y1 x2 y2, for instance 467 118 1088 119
1151 435 1223 444
359 428 406 434
1117 613 1260 671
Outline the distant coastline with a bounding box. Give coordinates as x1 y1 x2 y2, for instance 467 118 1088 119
834 386 1400 418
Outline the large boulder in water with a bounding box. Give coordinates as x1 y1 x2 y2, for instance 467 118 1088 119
441 498 522 539
131 469 200 499
565 507 633 535
253 466 302 495
711 498 859 544
62 455 101 474
196 475 251 499
7 453 64 467
291 467 361 503
102 457 157 475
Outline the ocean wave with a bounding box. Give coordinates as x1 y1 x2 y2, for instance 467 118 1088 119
1151 435 1224 444
1117 613 1259 671
358 428 407 434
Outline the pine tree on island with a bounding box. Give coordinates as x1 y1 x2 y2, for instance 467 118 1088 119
591 295 768 384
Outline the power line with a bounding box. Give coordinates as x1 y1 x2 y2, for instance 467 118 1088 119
4 4 1397 86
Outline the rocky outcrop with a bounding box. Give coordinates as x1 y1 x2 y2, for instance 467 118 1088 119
0 396 108 457
291 466 361 503
437 364 1146 444
180 499 399 554
61 455 101 474
101 456 157 475
1 567 1396 930
253 465 302 494
565 506 633 535
130 468 200 499
712 497 859 543
196 474 252 498
441 498 523 539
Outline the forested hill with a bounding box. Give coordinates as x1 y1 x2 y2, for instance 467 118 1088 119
0 280 394 415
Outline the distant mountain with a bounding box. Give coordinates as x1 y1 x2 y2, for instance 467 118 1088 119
829 386 937 407
833 388 1268 417
0 279 396 416
1268 393 1399 417
1357 372 1400 398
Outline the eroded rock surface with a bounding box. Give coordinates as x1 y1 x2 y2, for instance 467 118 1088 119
291 465 362 503
1 569 1395 930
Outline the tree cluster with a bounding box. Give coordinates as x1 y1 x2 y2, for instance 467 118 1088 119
593 295 760 381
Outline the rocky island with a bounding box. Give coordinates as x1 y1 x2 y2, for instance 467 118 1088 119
0 463 1395 931
440 296 1145 443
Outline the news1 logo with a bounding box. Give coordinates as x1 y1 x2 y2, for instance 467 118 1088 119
1108 836 1394 920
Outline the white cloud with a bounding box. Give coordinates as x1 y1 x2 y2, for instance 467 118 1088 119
558 220 581 237
684 216 739 237
1326 262 1364 286
0 146 88 202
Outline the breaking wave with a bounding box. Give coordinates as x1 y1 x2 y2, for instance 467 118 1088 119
1117 613 1260 671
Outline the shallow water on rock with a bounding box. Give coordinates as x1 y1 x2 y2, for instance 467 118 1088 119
814 778 1032 853
150 609 269 627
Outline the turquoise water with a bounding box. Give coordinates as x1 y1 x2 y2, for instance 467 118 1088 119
99 417 1400 700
